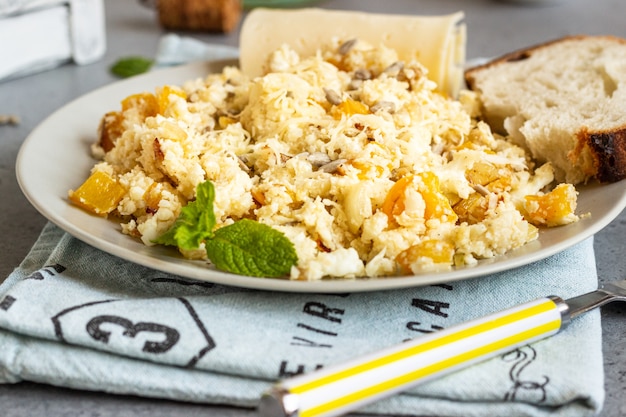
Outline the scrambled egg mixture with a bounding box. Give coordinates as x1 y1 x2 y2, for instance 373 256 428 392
69 39 578 280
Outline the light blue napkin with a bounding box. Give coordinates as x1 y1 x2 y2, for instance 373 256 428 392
154 34 239 67
0 222 604 417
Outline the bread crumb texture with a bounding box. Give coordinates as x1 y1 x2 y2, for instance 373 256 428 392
69 39 579 280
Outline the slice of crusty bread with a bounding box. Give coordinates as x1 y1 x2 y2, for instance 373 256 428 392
465 35 626 184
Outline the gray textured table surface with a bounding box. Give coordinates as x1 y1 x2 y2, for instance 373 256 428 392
0 0 625 416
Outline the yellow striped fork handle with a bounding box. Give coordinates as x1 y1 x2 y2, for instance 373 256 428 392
259 296 570 417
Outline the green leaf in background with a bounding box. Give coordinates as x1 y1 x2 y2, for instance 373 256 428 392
110 56 154 78
205 219 298 278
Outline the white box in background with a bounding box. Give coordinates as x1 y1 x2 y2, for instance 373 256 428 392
0 0 106 81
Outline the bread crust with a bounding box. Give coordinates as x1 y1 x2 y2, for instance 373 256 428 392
577 128 626 183
464 35 626 184
464 35 626 89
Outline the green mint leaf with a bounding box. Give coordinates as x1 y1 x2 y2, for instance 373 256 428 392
110 56 154 78
154 181 298 278
153 181 216 250
205 219 298 278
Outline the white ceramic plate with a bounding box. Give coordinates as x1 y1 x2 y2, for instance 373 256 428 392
16 60 626 293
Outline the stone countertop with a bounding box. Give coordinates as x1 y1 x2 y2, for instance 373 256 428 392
0 0 624 416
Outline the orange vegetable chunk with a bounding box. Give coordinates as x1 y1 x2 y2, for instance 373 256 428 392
382 175 414 225
351 160 385 180
382 172 458 227
417 171 458 223
453 193 488 224
121 92 159 118
465 161 499 186
332 99 369 119
396 239 455 273
157 85 187 115
524 183 578 227
69 171 126 215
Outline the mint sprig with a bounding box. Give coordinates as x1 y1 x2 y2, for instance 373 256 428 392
206 219 299 278
154 180 217 250
154 181 298 278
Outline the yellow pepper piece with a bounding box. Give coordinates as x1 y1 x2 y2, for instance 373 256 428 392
396 239 455 274
351 160 385 180
485 177 511 193
157 85 187 115
524 183 578 227
465 161 500 186
382 172 458 226
69 171 126 216
121 92 158 119
332 99 369 119
382 175 413 226
218 115 237 129
417 171 458 223
453 192 488 224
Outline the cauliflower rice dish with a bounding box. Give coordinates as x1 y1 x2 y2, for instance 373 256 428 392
69 39 579 280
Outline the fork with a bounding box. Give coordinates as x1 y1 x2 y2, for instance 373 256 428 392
259 280 626 417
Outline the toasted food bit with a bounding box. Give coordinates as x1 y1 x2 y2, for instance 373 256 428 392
338 38 358 55
382 61 404 76
323 88 342 105
306 152 332 167
353 68 372 80
0 114 20 125
98 111 124 153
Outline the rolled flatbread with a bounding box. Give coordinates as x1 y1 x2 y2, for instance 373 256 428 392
239 8 466 97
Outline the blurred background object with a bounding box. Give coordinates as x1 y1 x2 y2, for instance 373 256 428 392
242 0 320 7
495 0 566 5
140 0 325 33
156 0 241 32
0 0 106 82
